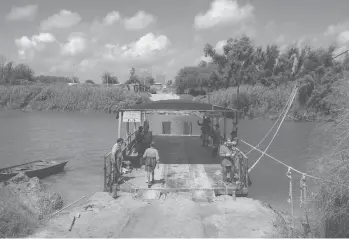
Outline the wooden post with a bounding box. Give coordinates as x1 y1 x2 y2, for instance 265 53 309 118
118 111 122 138
287 168 294 237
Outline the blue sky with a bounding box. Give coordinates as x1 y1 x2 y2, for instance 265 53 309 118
1 0 349 83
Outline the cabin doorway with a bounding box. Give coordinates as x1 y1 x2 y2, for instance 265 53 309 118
183 121 192 135
162 121 171 134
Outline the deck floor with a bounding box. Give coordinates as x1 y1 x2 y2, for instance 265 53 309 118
119 135 243 198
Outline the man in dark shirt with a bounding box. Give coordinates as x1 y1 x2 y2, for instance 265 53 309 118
212 124 222 158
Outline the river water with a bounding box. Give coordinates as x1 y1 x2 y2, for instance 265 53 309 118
0 110 316 214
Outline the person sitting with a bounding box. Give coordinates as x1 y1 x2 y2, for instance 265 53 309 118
142 141 160 188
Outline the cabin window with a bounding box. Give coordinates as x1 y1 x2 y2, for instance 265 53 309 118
183 121 192 135
162 121 171 134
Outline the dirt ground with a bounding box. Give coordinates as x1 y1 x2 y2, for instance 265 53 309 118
32 191 281 238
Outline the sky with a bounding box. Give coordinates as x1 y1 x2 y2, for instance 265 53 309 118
0 0 349 83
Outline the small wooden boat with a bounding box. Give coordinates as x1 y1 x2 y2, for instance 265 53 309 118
0 160 68 182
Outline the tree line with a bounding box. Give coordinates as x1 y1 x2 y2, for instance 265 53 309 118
0 55 161 87
174 35 349 116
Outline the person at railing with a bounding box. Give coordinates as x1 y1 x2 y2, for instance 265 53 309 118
111 138 124 183
219 138 241 183
142 141 160 188
211 124 223 158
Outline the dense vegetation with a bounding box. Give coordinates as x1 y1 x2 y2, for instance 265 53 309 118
174 35 349 120
303 77 349 238
0 57 151 112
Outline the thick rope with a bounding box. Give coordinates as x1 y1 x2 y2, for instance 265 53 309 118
248 87 298 173
246 84 298 155
241 139 349 189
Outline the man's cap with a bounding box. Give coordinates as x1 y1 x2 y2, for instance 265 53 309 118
139 126 143 130
117 138 124 143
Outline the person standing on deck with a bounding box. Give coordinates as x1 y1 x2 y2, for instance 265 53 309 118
230 125 238 144
135 126 144 167
212 124 222 158
142 141 160 188
219 138 237 183
197 116 212 146
111 138 124 183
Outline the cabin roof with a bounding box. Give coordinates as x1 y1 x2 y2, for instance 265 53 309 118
120 99 237 112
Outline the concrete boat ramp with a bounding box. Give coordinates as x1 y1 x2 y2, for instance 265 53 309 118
31 135 283 238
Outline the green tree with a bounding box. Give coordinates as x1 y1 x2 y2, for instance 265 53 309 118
101 72 119 84
204 35 256 88
125 67 141 84
166 80 173 87
144 76 155 85
85 79 95 84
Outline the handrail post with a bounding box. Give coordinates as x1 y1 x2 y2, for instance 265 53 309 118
118 111 122 138
109 156 113 193
103 156 106 191
246 157 249 188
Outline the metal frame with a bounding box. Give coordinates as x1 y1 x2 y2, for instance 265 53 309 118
105 100 249 195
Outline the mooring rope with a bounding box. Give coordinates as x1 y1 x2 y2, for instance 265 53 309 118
241 139 349 189
248 86 298 173
246 84 299 155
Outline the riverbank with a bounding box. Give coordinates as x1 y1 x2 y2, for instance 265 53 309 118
0 84 150 113
0 173 64 237
193 84 337 122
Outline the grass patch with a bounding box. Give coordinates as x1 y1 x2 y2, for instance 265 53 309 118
0 187 40 237
0 84 151 113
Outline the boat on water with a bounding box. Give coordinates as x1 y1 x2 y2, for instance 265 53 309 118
0 160 68 182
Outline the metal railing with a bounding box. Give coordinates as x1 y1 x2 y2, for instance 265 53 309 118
103 131 138 192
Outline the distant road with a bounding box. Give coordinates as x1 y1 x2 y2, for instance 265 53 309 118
150 93 180 101
150 93 195 101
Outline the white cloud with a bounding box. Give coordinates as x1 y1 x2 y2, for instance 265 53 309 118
194 0 254 29
334 31 349 56
6 4 38 21
324 19 349 36
336 31 349 45
15 33 56 59
103 11 120 25
40 10 81 30
104 33 170 61
60 33 87 56
215 40 227 54
123 11 156 30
